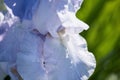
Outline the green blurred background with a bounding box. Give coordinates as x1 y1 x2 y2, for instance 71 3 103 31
0 0 120 80
77 0 120 80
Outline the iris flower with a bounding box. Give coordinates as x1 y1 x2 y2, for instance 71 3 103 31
0 0 96 80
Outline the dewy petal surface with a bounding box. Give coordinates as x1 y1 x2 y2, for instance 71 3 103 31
0 0 96 80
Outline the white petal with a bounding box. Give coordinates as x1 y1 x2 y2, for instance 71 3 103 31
43 35 96 80
58 30 96 80
0 12 4 24
57 11 89 33
32 0 86 37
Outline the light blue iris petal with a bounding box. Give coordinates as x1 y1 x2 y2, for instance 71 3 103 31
4 0 39 20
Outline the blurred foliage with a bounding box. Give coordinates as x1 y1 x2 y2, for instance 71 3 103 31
77 0 120 80
0 0 6 11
